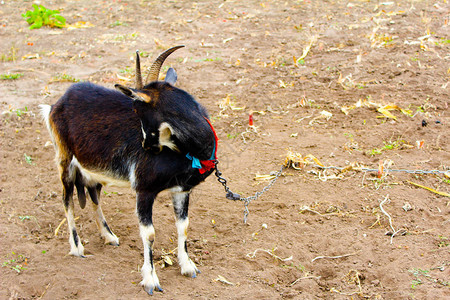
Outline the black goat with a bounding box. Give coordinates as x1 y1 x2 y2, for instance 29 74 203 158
40 46 217 294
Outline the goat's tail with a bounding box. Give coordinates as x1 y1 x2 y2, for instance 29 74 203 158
39 104 56 146
39 104 59 153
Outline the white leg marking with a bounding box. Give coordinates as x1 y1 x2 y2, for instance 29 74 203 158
65 206 85 257
92 203 119 246
176 218 199 277
171 187 199 277
139 224 162 294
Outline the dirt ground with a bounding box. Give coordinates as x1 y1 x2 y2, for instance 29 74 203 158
1 0 449 299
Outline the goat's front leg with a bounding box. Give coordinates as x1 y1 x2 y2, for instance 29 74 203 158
137 191 162 295
171 187 199 277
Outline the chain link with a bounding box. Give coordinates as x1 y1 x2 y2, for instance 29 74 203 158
214 161 283 223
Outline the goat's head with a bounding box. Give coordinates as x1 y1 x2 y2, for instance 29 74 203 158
115 46 214 159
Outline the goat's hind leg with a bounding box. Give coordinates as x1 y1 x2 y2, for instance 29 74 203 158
59 158 85 257
88 184 119 246
171 187 199 278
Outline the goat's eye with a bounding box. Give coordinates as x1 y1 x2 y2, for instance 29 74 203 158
150 132 156 137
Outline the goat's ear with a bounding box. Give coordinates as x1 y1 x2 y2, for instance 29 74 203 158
114 84 152 103
164 68 177 85
159 122 179 152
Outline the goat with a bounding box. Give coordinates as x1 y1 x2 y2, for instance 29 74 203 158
40 46 218 295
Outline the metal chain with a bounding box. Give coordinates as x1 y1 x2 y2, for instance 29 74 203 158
214 161 447 223
214 161 284 223
241 165 284 223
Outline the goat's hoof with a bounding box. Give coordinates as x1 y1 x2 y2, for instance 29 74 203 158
68 252 90 258
182 267 200 278
106 240 119 247
68 253 87 258
140 270 162 296
104 235 119 246
145 287 153 296
68 247 85 258
181 259 200 278
144 285 163 295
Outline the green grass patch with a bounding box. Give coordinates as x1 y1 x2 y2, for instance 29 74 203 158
194 57 222 62
2 252 28 273
14 106 29 117
24 153 34 165
0 73 23 80
118 67 133 75
409 267 449 289
110 21 128 28
0 46 19 62
438 235 449 248
22 4 66 29
367 139 408 156
51 73 81 83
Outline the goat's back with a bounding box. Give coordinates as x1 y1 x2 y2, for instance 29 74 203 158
47 82 141 174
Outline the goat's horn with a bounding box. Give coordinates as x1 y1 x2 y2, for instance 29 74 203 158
145 45 185 84
135 50 143 90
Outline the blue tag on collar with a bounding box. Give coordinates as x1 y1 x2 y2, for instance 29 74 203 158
186 153 202 169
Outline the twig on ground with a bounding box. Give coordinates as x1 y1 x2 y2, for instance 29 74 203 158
54 216 79 236
379 195 406 244
296 35 318 62
38 283 51 300
215 275 235 285
241 126 258 144
33 190 42 201
299 205 340 217
311 251 360 262
407 180 450 197
379 195 394 232
369 214 381 229
290 275 321 286
246 247 293 262
161 247 178 256
295 114 313 123
330 269 364 297
330 287 361 296
54 218 66 236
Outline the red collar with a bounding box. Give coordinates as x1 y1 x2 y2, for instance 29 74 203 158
198 117 218 174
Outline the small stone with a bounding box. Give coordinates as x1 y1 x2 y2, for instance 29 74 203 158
402 202 413 212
